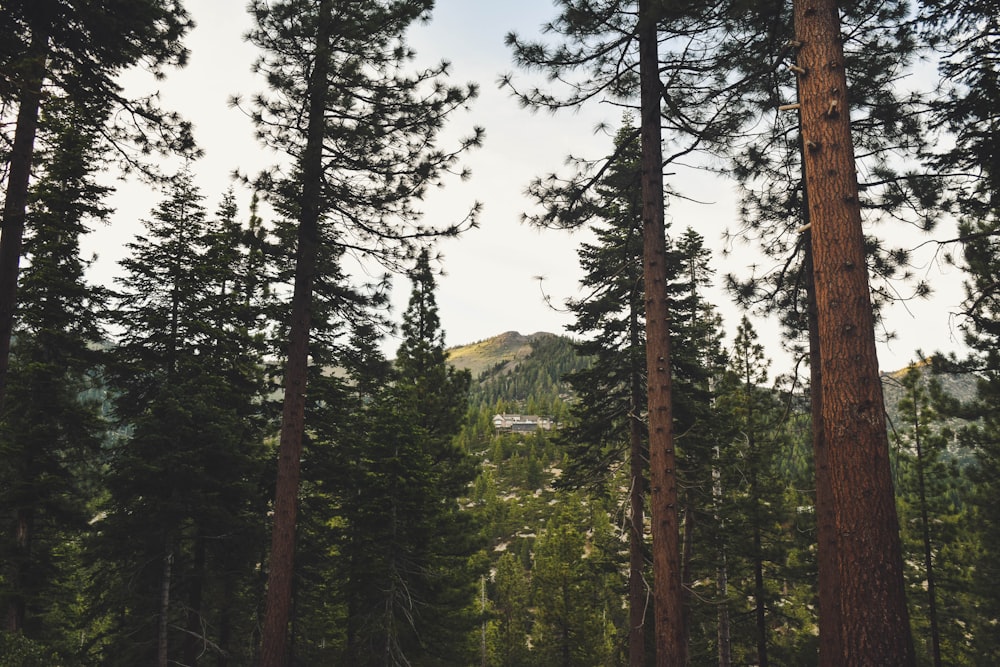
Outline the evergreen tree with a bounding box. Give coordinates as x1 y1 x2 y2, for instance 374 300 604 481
891 365 975 666
720 3 929 661
920 5 1000 658
311 249 479 666
667 229 726 665
0 96 109 646
0 0 195 409
241 4 482 659
530 501 617 667
94 173 269 666
557 122 648 665
714 318 802 666
793 1 914 662
486 553 532 667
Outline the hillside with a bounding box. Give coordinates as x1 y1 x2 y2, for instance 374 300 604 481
445 330 549 378
447 331 980 424
446 331 589 411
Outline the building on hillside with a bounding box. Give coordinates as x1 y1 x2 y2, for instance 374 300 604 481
492 413 555 433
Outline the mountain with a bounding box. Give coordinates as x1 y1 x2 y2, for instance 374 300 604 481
446 331 589 410
446 332 981 427
446 331 552 379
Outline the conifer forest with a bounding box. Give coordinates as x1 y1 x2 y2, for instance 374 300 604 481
2 1 1000 666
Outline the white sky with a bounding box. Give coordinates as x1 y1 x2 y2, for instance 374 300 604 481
85 0 969 374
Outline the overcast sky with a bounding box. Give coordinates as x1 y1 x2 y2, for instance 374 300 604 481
86 0 968 373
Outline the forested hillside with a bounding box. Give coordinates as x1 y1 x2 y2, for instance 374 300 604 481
447 331 986 666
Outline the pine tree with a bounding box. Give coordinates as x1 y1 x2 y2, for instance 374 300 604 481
241 4 481 659
0 96 109 645
530 501 617 667
486 552 532 667
793 1 914 662
557 121 648 665
891 365 977 666
94 173 269 666
720 3 929 659
919 5 999 657
308 249 479 666
714 318 800 666
0 0 195 409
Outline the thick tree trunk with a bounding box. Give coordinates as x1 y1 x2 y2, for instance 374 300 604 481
638 1 684 665
793 2 915 664
258 2 332 665
0 26 48 410
805 230 842 667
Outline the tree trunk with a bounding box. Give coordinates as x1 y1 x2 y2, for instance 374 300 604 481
751 505 768 667
158 548 173 667
629 309 648 667
184 531 206 666
680 504 694 662
793 2 915 664
805 223 841 667
0 25 48 410
639 1 684 665
712 446 731 667
716 557 731 667
914 419 942 667
258 2 332 665
3 507 32 633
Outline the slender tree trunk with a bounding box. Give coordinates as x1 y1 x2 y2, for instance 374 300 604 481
751 501 768 667
258 2 332 665
744 368 769 667
185 531 206 666
158 547 173 667
793 2 915 664
639 1 684 664
715 556 731 667
629 308 648 667
0 26 48 410
914 424 942 667
680 504 694 662
712 445 731 667
3 507 32 633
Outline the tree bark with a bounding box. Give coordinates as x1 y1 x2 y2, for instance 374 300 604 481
629 307 648 667
804 237 841 667
639 1 684 665
258 2 332 665
0 25 48 410
793 1 915 664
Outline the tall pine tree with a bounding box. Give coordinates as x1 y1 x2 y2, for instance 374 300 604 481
0 96 109 647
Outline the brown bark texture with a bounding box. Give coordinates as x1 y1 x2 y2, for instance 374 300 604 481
629 343 647 667
804 237 842 667
793 1 915 664
638 1 685 665
258 2 332 664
